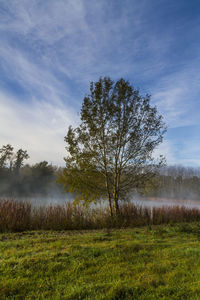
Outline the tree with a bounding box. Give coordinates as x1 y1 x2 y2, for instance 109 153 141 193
0 144 14 169
13 149 29 174
59 77 166 216
31 161 56 194
0 145 29 196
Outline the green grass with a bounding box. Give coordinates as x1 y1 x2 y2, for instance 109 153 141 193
1 224 200 299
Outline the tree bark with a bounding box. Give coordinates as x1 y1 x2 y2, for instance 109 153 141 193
108 194 113 217
114 196 119 216
113 171 120 216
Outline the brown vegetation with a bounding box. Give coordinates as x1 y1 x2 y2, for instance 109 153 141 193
1 199 200 232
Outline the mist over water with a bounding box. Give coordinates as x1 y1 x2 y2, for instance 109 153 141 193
13 193 74 207
131 197 200 209
9 193 200 210
1 160 200 211
2 191 200 211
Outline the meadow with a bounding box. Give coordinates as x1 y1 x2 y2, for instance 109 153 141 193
1 223 200 299
1 199 200 299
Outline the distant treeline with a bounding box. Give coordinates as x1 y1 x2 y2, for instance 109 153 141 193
0 144 200 200
0 144 62 198
145 166 200 200
0 161 62 197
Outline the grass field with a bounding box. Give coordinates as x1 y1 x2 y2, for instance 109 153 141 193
1 223 200 299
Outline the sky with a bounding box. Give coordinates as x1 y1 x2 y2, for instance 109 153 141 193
0 0 200 166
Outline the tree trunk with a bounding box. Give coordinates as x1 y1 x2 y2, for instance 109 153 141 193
108 194 113 217
114 196 119 216
113 170 120 216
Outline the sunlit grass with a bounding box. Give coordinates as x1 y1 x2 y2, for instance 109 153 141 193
1 224 200 299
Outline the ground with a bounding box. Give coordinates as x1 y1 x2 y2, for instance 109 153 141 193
0 223 200 299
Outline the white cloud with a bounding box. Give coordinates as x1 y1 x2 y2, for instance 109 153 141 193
152 63 200 129
153 139 177 165
0 0 200 167
0 45 68 105
1 0 168 84
0 0 87 40
154 137 200 167
0 90 78 165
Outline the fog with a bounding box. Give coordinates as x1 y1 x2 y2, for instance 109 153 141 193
28 194 200 210
1 157 200 210
131 197 200 209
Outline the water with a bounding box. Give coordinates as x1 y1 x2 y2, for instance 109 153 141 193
131 197 200 209
4 195 200 210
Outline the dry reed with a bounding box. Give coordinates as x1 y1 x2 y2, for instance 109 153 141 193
0 199 200 232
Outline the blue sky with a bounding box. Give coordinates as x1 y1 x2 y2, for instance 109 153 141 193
0 0 200 166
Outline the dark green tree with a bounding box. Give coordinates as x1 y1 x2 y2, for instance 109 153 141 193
31 161 56 194
13 149 29 174
0 144 14 169
59 77 166 216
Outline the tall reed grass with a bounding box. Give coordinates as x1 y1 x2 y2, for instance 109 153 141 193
1 199 200 232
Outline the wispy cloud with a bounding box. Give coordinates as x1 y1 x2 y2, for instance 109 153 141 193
0 90 78 165
152 61 200 128
0 0 200 166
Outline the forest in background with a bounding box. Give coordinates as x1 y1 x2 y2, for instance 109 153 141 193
0 144 63 199
0 144 200 201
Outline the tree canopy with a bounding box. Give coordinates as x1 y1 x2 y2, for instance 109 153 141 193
59 77 166 216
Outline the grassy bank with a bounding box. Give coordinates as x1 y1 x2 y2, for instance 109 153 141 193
1 199 200 232
1 223 200 299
